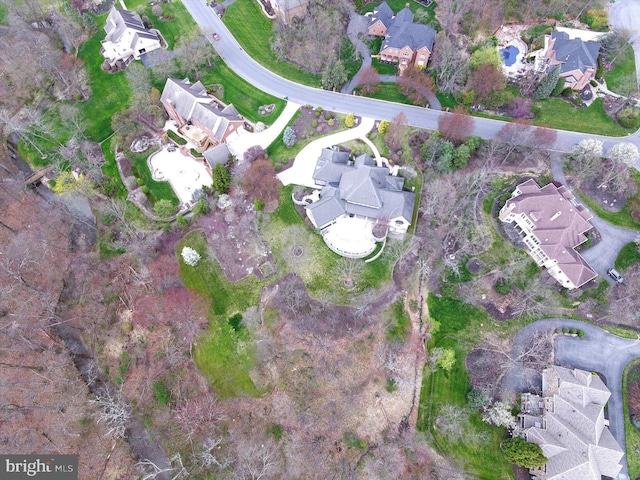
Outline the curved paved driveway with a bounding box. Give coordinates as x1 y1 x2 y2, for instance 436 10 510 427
504 318 640 479
182 0 640 154
609 0 640 85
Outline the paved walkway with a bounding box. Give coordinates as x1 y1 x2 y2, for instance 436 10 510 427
379 74 442 111
341 12 372 95
277 116 376 187
504 318 640 480
226 101 301 158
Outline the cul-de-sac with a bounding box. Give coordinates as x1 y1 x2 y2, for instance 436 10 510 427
2 0 640 478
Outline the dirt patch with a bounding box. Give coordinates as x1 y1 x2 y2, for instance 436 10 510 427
466 258 484 274
195 193 274 282
290 107 340 144
579 174 628 212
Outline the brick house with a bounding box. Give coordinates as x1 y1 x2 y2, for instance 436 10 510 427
160 78 245 152
543 31 601 90
367 2 436 74
499 179 596 289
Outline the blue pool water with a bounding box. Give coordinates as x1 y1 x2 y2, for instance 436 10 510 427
501 45 520 67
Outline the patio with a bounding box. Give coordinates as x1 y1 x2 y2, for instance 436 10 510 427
148 146 213 206
321 215 377 259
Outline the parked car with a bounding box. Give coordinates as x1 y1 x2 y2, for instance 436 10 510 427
608 268 624 283
212 32 220 41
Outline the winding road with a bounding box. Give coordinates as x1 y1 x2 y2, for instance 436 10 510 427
182 0 640 156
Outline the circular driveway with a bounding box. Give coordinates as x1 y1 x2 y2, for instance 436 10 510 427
504 318 640 479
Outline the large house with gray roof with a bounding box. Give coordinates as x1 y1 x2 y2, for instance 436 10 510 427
516 366 624 480
367 2 436 74
161 78 244 152
543 31 601 90
101 7 163 71
305 148 416 238
499 179 596 289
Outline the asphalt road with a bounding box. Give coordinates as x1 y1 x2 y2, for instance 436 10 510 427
182 0 640 154
504 318 640 479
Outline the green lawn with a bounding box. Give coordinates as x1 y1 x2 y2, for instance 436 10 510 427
623 359 640 480
77 30 132 141
605 42 638 96
357 82 413 105
372 59 398 75
416 295 514 480
576 185 640 231
198 60 286 125
223 0 321 87
178 230 263 398
615 242 640 271
145 1 200 49
532 98 627 136
129 149 180 206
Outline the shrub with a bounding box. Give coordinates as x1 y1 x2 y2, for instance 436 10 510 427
212 163 231 193
386 378 398 393
316 106 323 113
617 108 640 129
570 328 578 334
328 118 335 126
154 199 176 218
562 327 569 334
590 79 598 87
181 246 201 266
578 330 586 338
153 380 170 406
555 328 562 334
534 66 560 100
193 198 211 216
501 437 548 468
141 185 150 194
561 87 573 97
494 278 512 295
552 77 565 96
312 119 318 128
345 113 355 128
315 110 321 118
166 129 187 145
136 177 144 186
378 119 389 134
253 199 264 211
467 388 489 409
283 126 297 147
324 112 331 120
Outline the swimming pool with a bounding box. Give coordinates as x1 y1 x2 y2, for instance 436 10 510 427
501 45 520 67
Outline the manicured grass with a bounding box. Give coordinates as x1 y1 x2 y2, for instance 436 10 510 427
199 60 285 124
615 242 640 271
145 1 199 49
357 82 413 105
372 59 398 75
576 189 640 231
101 138 130 200
532 98 627 136
130 149 180 206
623 359 640 480
605 42 638 96
178 230 263 398
417 295 514 480
223 0 321 87
77 25 132 141
436 91 458 109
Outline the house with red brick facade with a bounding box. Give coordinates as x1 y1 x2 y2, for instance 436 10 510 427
543 31 601 90
367 2 436 74
160 78 244 152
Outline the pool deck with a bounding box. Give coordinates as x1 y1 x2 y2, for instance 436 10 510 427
496 25 528 76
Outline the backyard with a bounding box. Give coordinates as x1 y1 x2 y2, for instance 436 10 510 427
605 42 638 96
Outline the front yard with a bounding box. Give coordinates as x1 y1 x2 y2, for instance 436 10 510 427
532 98 628 136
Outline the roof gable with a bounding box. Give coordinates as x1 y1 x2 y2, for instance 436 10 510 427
550 31 601 75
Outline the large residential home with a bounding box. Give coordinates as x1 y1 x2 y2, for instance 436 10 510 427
101 7 163 71
367 2 436 74
499 179 596 289
305 148 416 238
516 366 624 480
543 31 601 90
161 78 245 152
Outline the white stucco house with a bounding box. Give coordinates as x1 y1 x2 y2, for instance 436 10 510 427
101 7 164 71
499 179 596 289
